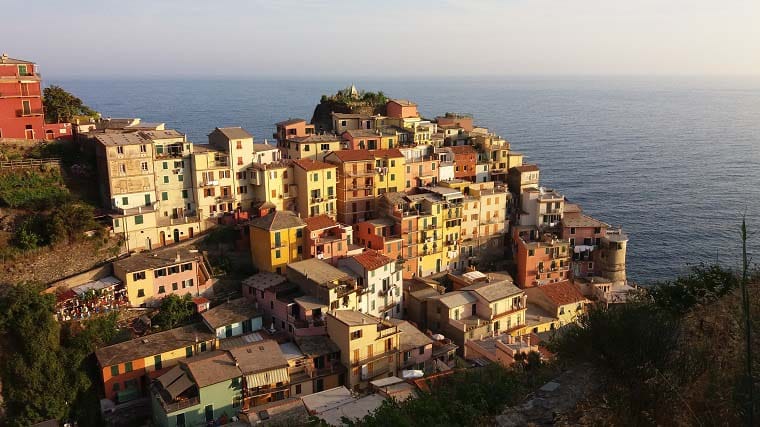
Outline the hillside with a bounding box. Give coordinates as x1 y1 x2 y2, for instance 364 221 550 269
310 86 388 131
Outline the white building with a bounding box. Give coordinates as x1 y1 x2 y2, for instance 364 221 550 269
338 250 404 319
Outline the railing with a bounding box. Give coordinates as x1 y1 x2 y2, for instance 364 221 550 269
0 158 61 170
160 395 200 413
352 351 397 368
16 108 44 117
245 384 290 399
156 215 200 227
361 362 392 381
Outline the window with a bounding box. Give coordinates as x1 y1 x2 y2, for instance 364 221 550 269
350 330 362 340
161 191 168 201
163 176 169 184
140 144 147 153
124 362 133 373
137 289 145 298
116 146 124 154
313 173 318 182
225 325 233 338
172 282 178 291
182 189 188 198
119 164 126 174
303 144 310 152
559 307 565 315
111 365 119 376
275 249 281 259
528 249 534 256
295 384 302 394
419 346 425 355
158 285 165 294
154 355 162 370
570 227 576 234
163 161 168 170
132 271 145 281
140 161 148 171
321 143 330 151
236 140 243 149
186 346 194 357
181 263 193 271
326 171 332 179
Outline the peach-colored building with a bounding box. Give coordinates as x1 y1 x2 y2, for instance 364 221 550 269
400 146 439 190
386 99 419 119
560 204 609 279
512 226 571 288
324 150 376 225
274 118 315 142
304 214 351 264
435 113 474 132
342 129 398 150
389 319 434 372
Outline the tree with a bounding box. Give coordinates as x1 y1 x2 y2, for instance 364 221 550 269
152 294 195 330
43 85 98 123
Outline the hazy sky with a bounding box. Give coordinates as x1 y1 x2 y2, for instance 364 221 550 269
2 0 758 78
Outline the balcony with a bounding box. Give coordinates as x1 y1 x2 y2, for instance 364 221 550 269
244 384 290 399
360 362 392 381
347 168 375 177
352 351 397 368
157 214 200 227
16 108 43 117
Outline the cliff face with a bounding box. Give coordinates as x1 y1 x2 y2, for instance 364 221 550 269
310 99 387 132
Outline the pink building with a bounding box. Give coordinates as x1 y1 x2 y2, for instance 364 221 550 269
386 99 419 119
242 272 327 338
304 215 351 265
560 204 609 278
404 157 439 190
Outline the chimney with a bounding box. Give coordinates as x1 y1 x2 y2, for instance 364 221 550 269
176 252 181 262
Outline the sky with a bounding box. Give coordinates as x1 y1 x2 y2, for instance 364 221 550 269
2 0 759 78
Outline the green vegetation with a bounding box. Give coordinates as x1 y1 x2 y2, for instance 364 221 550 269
43 85 98 123
319 363 552 427
0 284 119 426
550 264 759 426
10 202 99 250
0 169 70 210
152 294 195 330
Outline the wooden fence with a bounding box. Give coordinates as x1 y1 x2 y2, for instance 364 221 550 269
0 158 62 170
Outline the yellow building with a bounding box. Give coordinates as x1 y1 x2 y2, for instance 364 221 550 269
249 211 306 274
248 162 296 212
406 193 447 277
325 310 401 391
191 145 235 221
292 159 338 218
523 280 589 334
369 149 405 196
283 134 342 161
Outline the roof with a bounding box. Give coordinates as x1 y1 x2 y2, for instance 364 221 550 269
536 281 587 306
389 99 417 107
228 340 288 374
276 118 307 126
304 214 339 231
326 150 375 162
95 132 149 147
330 310 383 327
243 272 288 291
390 320 433 352
561 212 610 229
212 127 252 140
448 145 477 155
113 247 201 273
253 142 277 152
369 148 404 158
512 164 540 173
95 323 215 367
138 130 184 141
351 250 394 271
294 295 328 311
332 112 369 119
287 259 350 285
293 158 336 171
184 351 241 388
249 211 306 231
0 55 34 65
428 291 477 308
201 298 261 329
280 342 304 361
462 280 523 302
295 335 340 357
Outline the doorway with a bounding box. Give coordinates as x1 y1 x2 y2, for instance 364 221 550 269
160 231 166 246
173 229 180 243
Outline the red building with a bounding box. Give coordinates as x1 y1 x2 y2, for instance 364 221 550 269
449 145 477 182
0 53 72 140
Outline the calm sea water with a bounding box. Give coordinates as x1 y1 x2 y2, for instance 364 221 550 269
48 76 760 284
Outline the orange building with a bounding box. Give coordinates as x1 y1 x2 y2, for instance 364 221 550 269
304 214 351 264
324 150 375 225
512 226 571 288
386 99 419 119
449 145 478 182
342 129 398 150
274 118 314 142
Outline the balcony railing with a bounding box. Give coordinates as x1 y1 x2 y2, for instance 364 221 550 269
16 108 43 117
352 351 397 368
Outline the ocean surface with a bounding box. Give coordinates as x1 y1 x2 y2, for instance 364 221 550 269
48 76 760 284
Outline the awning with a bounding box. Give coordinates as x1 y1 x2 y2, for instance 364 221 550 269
166 373 194 400
157 365 184 389
573 245 594 254
245 367 289 388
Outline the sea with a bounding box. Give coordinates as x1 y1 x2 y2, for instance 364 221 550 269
48 76 760 285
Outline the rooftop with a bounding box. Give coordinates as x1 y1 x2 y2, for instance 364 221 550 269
533 280 587 306
304 214 339 231
326 150 375 162
276 118 307 126
0 54 34 65
201 298 261 330
389 99 417 107
350 250 394 271
228 340 289 374
295 335 341 357
293 158 336 171
288 259 350 285
249 210 306 231
253 142 277 152
462 280 523 302
113 247 201 273
212 127 252 140
138 129 185 141
561 212 610 229
428 291 477 309
242 272 288 291
369 148 404 158
95 132 149 147
330 310 384 327
95 323 215 367
389 319 433 352
511 164 540 173
184 351 241 388
448 145 477 155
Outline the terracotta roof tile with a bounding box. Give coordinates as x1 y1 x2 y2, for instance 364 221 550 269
449 145 477 155
304 215 338 231
326 150 374 162
276 118 307 126
351 249 394 271
293 158 336 171
369 149 404 158
250 211 305 231
512 164 539 173
537 280 587 306
212 127 252 140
